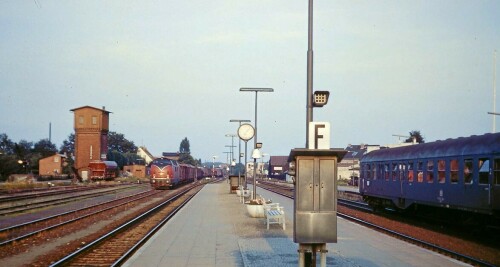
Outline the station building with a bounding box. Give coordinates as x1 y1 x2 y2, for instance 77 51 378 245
38 153 67 178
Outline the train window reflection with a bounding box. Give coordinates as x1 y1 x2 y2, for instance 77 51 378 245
427 160 434 183
450 159 459 183
478 158 489 184
408 162 414 182
438 160 445 183
494 158 500 185
417 161 424 182
384 164 389 180
372 164 377 180
399 163 405 181
464 159 473 184
392 163 397 181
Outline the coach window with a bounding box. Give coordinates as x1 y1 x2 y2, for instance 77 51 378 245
399 163 405 181
494 158 500 185
372 163 377 180
417 161 424 182
478 158 490 185
464 159 473 184
366 164 371 179
408 162 414 182
450 159 459 184
426 160 434 183
438 160 446 183
377 163 383 180
392 163 398 181
384 163 389 180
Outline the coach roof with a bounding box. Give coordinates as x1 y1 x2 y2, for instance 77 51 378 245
362 132 500 162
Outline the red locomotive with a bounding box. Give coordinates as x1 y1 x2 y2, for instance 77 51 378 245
149 157 202 189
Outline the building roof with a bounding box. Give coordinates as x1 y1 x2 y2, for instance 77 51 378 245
70 105 112 114
269 156 288 166
162 152 180 160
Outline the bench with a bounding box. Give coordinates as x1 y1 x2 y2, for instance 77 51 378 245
264 203 285 230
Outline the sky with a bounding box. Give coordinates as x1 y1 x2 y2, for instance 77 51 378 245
1 1 499 164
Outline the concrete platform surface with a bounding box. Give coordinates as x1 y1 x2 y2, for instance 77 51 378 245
123 181 470 267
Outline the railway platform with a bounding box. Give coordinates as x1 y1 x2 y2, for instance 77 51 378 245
123 181 470 267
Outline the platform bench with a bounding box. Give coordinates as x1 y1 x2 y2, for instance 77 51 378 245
264 203 285 230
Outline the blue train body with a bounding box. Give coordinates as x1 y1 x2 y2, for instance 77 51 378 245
359 133 500 216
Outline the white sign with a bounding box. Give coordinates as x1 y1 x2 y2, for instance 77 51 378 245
308 122 330 149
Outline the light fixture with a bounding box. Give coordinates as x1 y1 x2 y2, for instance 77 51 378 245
313 91 330 107
251 149 262 159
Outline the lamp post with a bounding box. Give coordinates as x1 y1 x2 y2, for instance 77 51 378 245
230 119 251 188
225 134 237 175
212 155 217 178
240 87 274 200
261 153 269 179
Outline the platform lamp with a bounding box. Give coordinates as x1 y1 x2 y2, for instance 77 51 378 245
240 87 273 200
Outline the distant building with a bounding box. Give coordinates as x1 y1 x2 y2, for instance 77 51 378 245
268 156 289 180
137 146 155 165
39 154 67 177
123 164 146 178
71 105 111 180
338 144 369 185
162 152 180 161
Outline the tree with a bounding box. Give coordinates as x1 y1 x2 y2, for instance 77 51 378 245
107 132 137 154
179 137 190 154
33 139 57 158
0 133 15 155
405 130 425 144
59 133 75 156
178 138 198 166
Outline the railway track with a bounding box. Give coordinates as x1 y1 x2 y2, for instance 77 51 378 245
0 188 159 246
258 180 498 267
0 184 144 215
49 183 204 266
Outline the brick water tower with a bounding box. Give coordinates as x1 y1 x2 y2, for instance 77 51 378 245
70 106 111 180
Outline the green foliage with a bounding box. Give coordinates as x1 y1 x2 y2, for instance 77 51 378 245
33 139 57 157
179 137 190 154
0 133 15 155
107 150 142 169
108 131 137 154
59 133 75 156
405 130 425 143
0 154 21 181
178 152 198 166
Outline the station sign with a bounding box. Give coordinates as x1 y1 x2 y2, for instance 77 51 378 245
308 122 330 149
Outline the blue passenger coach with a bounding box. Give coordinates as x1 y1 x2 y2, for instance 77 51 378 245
360 133 500 216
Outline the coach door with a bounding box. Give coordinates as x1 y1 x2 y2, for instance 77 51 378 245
490 158 500 212
478 157 492 209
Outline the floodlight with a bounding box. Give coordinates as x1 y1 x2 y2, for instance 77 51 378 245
313 91 330 107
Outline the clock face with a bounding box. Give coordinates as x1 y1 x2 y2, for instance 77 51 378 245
238 123 255 141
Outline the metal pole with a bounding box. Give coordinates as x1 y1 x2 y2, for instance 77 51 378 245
305 0 314 148
493 50 497 133
229 119 251 189
239 88 273 198
253 91 258 199
244 141 248 189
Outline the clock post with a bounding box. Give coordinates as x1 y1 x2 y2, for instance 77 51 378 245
237 123 255 193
